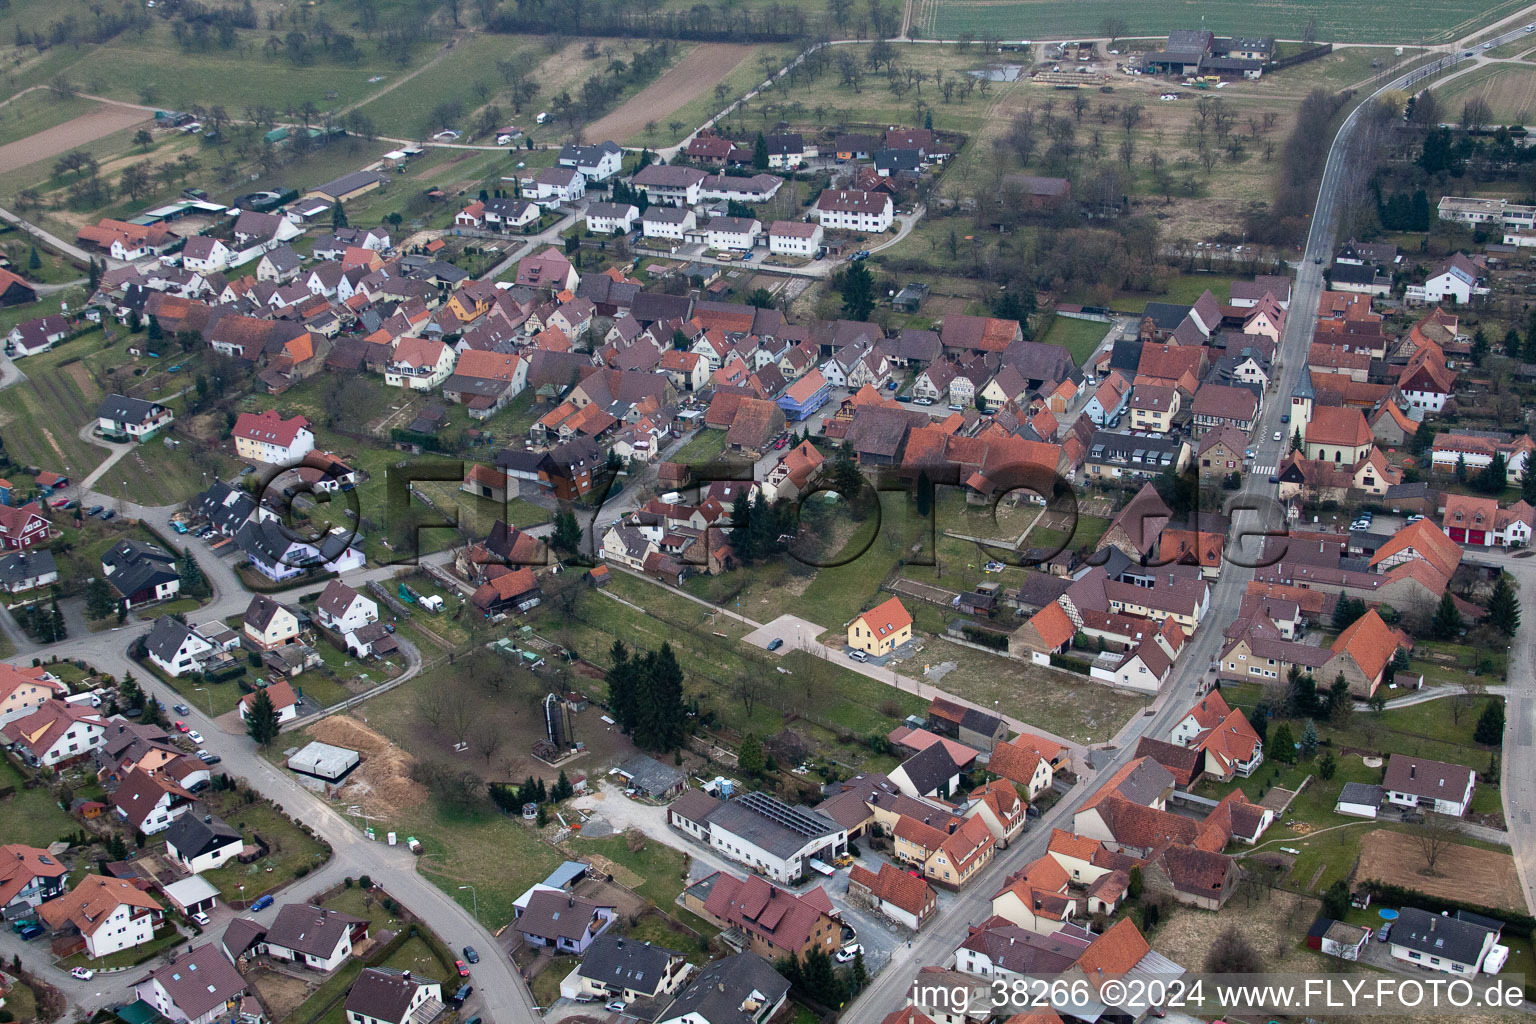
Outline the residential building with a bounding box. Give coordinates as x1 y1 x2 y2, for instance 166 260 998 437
563 934 691 1004
655 953 788 1024
232 410 315 464
514 889 616 954
164 816 244 874
585 202 639 235
2 699 105 766
640 206 696 240
102 538 180 609
1382 754 1475 817
847 862 937 930
0 664 66 726
238 680 301 725
689 870 841 960
768 221 823 256
632 165 709 206
41 874 163 959
262 903 369 971
557 140 624 181
814 189 894 232
847 596 912 656
0 844 68 910
97 394 173 441
134 945 248 1024
344 968 441 1024
1387 908 1500 974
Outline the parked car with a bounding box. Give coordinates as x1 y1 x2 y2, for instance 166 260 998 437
767 638 784 651
187 730 204 744
191 911 211 926
173 704 190 715
836 945 862 963
101 510 115 521
606 1001 627 1013
86 505 103 517
251 894 275 912
455 960 470 978
17 923 44 940
848 649 869 662
198 752 222 765
462 946 480 964
171 521 189 534
70 968 94 980
1273 431 1282 441
174 721 189 733
451 984 473 1004
1378 921 1393 942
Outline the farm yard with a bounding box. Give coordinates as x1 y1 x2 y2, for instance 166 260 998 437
1440 62 1536 124
922 0 1531 45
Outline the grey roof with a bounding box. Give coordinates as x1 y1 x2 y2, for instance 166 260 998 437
1113 757 1176 806
1140 302 1192 331
703 791 840 859
165 815 242 860
617 754 685 795
222 917 267 961
244 593 290 631
139 944 246 1020
1336 782 1382 807
188 480 256 535
1382 754 1475 803
345 968 434 1023
543 861 590 889
896 742 963 796
97 393 166 423
110 558 180 603
576 933 680 997
516 889 614 942
288 740 359 778
0 548 55 586
263 903 365 958
663 953 788 1024
312 170 386 200
1391 906 1498 967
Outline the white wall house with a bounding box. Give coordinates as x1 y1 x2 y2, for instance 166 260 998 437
641 207 696 241
585 203 639 235
814 190 894 232
702 217 761 252
768 221 823 257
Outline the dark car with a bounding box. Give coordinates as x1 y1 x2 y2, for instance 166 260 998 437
452 984 473 1004
173 704 191 715
1268 475 1279 484
17 923 44 941
86 505 103 517
767 638 784 651
1378 921 1393 942
251 894 275 912
462 946 479 964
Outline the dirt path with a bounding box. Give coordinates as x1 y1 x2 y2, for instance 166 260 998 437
0 102 149 174
584 43 755 142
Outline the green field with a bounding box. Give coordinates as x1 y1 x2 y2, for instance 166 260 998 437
1037 314 1108 366
925 0 1527 45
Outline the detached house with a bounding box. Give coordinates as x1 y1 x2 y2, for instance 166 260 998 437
1383 754 1475 817
847 596 912 656
135 945 249 1024
514 889 615 954
239 680 301 725
344 968 441 1024
41 874 164 959
2 699 105 766
814 189 894 232
0 844 68 911
97 394 174 442
385 336 456 390
262 903 369 971
232 410 315 465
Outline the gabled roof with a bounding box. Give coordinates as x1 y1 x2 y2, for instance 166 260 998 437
1330 609 1398 682
41 873 161 935
852 596 911 638
139 944 247 1020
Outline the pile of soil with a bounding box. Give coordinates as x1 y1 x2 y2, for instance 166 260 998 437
308 715 427 815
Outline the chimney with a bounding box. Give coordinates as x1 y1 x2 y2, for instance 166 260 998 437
616 938 624 948
568 897 575 908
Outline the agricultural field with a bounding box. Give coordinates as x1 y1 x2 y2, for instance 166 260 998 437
922 0 1527 46
1440 61 1536 124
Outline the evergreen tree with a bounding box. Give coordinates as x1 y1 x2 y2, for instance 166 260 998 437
331 202 348 229
1269 721 1296 762
1430 590 1463 640
1506 326 1523 359
1322 878 1351 918
553 770 572 800
552 509 582 554
1290 426 1303 453
119 673 144 710
245 687 281 746
147 315 163 341
1332 595 1365 631
1522 466 1536 505
1487 573 1520 636
1318 750 1337 780
633 643 686 752
851 947 868 992
829 447 864 503
1471 327 1489 366
752 131 770 170
1328 674 1352 720
1249 702 1269 744
179 547 210 598
738 733 765 775
536 778 547 802
142 694 167 727
607 639 638 732
1475 700 1506 746
1478 453 1508 494
840 260 875 321
28 246 40 271
1300 719 1318 760
728 489 754 560
88 258 101 291
85 577 114 620
1126 865 1143 900
1455 453 1468 484
915 470 933 518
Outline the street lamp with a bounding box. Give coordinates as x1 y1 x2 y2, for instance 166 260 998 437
458 885 478 922
194 686 213 716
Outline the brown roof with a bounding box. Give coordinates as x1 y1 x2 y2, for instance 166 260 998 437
1382 753 1475 803
41 874 161 936
139 945 246 1020
516 889 614 942
344 968 433 1024
1305 405 1372 448
1155 844 1233 897
850 862 934 915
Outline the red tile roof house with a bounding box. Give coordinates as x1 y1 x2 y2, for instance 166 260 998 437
41 874 164 959
0 844 69 911
848 861 938 930
695 870 842 959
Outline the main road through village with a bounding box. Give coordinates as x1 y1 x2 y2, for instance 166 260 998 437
8 11 1536 1023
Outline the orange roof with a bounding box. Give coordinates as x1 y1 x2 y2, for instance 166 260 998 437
0 844 67 906
1157 528 1225 569
391 335 447 370
40 874 161 937
1369 518 1461 581
849 861 934 916
1331 609 1398 683
1305 406 1371 448
1027 602 1075 651
240 680 299 713
1077 917 1151 986
988 737 1048 788
454 349 523 381
853 596 911 638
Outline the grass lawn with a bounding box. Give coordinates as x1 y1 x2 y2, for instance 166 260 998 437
94 440 240 507
0 332 116 483
62 926 185 969
1037 315 1110 367
573 834 692 917
199 789 330 906
2 980 37 1022
0 754 76 847
528 956 577 1008
670 429 732 467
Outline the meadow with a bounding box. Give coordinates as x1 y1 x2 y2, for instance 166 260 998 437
1439 62 1536 124
924 0 1530 46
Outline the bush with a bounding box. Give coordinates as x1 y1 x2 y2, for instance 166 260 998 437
358 874 373 890
295 865 309 878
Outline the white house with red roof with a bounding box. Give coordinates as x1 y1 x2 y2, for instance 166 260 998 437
0 843 69 910
0 663 66 726
384 336 456 390
232 410 315 465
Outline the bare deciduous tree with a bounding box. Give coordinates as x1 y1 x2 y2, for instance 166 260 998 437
1415 821 1456 876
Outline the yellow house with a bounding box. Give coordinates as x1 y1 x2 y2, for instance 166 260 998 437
848 596 912 656
1128 384 1180 433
